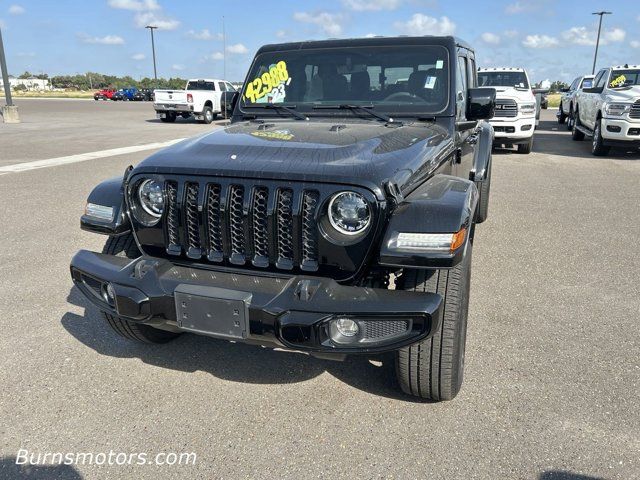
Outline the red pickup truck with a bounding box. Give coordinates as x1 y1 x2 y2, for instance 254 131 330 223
94 89 116 101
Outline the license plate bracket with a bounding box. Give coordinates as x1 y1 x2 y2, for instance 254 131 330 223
174 285 251 340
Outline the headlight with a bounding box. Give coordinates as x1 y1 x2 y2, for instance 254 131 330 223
604 103 631 116
131 179 164 226
519 103 536 114
328 191 371 236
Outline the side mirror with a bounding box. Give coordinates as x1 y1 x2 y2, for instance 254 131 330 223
560 87 570 93
467 87 496 121
582 86 603 94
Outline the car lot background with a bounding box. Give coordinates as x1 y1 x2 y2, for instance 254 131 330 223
0 99 639 479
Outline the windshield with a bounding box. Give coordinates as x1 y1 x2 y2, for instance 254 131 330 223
478 71 529 89
608 70 640 88
187 81 215 91
240 45 450 115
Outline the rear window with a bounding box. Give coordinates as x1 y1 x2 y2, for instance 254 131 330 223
187 81 216 91
580 78 593 89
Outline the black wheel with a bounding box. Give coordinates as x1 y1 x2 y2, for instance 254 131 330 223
475 155 491 223
160 112 177 123
571 108 585 140
201 106 214 124
591 118 610 156
395 244 472 401
101 234 181 344
517 137 533 154
557 104 566 124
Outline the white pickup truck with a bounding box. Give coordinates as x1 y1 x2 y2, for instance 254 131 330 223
478 67 537 154
572 65 640 156
153 79 237 124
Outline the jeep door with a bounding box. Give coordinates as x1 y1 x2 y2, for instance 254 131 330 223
453 50 475 179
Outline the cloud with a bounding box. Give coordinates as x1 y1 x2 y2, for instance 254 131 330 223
521 34 559 49
205 51 225 61
365 33 378 38
171 64 184 71
293 11 345 36
226 43 248 54
631 40 640 49
505 1 539 14
562 26 626 46
275 30 287 39
131 53 145 60
16 52 36 57
107 0 159 11
8 4 25 15
394 14 456 36
342 0 401 11
481 32 500 45
186 29 222 41
78 33 125 45
503 29 518 38
134 11 179 30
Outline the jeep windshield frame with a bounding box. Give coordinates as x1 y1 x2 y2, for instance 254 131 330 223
238 45 451 118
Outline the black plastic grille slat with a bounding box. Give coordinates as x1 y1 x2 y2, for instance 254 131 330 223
166 181 180 255
630 101 640 119
185 183 201 258
251 187 269 267
362 320 409 339
301 191 319 271
276 188 294 269
494 99 518 118
206 184 223 261
229 185 246 263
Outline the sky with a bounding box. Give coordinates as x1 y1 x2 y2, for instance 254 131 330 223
0 0 639 84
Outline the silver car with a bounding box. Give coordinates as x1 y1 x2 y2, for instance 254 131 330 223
558 75 594 129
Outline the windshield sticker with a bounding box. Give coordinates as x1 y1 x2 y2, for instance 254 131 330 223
609 74 626 88
250 130 294 141
435 60 444 69
243 60 290 103
424 76 437 89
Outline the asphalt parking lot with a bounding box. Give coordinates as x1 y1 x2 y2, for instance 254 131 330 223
0 100 638 479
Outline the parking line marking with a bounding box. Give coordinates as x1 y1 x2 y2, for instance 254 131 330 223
0 138 187 174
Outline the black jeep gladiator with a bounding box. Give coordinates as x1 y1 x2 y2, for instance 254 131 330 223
71 36 495 401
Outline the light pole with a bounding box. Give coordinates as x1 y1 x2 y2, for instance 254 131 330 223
0 25 20 123
145 25 158 86
591 11 612 74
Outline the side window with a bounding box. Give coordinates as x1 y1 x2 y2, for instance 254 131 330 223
226 82 236 92
456 56 468 119
570 77 579 91
468 57 477 88
218 82 227 92
594 70 607 89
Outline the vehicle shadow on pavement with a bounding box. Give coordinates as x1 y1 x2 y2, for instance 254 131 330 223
531 118 640 160
539 471 605 480
62 287 419 402
0 457 82 480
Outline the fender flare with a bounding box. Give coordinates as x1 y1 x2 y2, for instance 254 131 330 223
471 120 493 182
80 167 132 236
378 174 478 269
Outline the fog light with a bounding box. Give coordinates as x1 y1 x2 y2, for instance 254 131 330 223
336 318 359 337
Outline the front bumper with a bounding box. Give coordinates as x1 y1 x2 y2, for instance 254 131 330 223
490 116 535 142
70 251 443 355
601 118 640 146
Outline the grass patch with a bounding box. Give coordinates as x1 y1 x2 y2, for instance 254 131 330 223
9 90 96 99
547 93 561 108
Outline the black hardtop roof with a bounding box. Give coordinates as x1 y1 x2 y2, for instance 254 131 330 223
256 36 474 55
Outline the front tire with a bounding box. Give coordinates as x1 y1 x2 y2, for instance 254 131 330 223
558 105 567 124
395 244 472 401
517 137 533 154
591 118 610 156
101 234 181 344
571 108 585 140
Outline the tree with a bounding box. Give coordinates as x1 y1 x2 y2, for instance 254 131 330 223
18 71 33 79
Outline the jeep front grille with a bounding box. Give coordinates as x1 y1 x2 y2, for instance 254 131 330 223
164 180 321 272
630 100 640 119
494 99 518 118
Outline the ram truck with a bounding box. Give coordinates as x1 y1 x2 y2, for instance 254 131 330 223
478 67 536 153
71 36 496 401
153 79 236 124
572 65 640 155
558 74 594 129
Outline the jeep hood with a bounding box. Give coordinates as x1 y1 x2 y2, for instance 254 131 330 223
134 120 455 197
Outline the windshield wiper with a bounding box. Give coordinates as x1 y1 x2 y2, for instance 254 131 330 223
313 104 398 124
244 103 308 121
